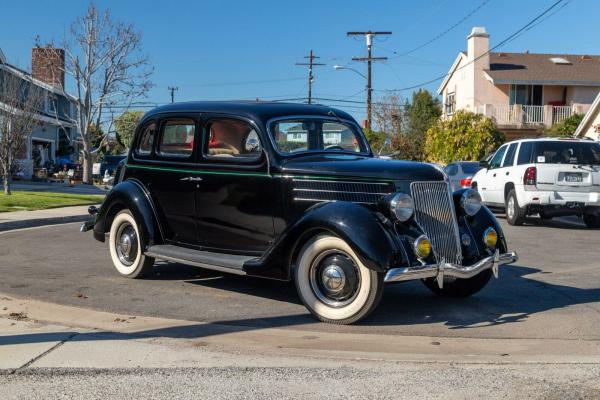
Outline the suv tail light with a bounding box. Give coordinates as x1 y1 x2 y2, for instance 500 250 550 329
524 166 536 186
460 178 472 188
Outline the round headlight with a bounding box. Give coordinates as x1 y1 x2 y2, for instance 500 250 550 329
460 189 482 216
390 193 414 222
483 227 498 248
414 235 432 259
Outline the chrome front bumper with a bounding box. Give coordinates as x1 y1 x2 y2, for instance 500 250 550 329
383 250 518 288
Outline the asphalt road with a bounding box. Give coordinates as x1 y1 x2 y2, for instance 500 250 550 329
0 215 599 339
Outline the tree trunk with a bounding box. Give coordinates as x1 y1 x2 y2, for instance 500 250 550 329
3 175 11 196
82 152 93 184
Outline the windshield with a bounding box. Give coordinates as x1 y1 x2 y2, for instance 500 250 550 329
533 141 600 165
269 119 369 155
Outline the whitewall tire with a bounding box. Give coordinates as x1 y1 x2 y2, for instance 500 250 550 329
294 235 384 324
109 210 155 278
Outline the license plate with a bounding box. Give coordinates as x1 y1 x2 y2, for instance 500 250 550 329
564 173 583 182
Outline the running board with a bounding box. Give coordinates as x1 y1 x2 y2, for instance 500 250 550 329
145 244 256 276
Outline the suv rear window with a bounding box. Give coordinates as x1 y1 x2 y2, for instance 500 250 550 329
460 162 479 174
533 141 600 165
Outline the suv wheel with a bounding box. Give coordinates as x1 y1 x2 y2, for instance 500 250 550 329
506 189 526 226
583 214 600 229
109 210 155 278
294 235 384 324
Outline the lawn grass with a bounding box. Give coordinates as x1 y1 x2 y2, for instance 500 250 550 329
0 191 105 213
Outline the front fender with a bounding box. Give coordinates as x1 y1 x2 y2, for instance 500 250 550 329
92 179 163 249
244 202 402 280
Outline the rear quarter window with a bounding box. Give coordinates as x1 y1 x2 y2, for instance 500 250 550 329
517 142 533 165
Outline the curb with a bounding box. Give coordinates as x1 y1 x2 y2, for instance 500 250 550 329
0 215 92 232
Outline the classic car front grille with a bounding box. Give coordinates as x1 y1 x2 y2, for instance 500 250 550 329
410 181 462 265
293 179 393 205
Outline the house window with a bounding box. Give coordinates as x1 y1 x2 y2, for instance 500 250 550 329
446 92 455 115
47 94 57 115
509 85 542 106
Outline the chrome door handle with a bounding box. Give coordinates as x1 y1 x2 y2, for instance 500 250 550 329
180 176 203 182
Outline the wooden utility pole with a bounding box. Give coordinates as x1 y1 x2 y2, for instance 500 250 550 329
168 86 178 103
295 50 325 104
347 31 391 131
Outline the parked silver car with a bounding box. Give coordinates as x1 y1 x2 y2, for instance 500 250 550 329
445 161 481 191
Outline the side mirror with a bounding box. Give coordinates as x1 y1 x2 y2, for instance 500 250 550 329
479 160 489 169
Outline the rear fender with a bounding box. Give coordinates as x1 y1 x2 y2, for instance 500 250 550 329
244 201 403 280
93 179 163 249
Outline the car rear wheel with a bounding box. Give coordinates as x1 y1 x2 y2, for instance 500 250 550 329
294 235 384 324
506 189 526 226
109 210 155 278
583 214 600 229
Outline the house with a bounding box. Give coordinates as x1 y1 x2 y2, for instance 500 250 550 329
575 92 600 140
0 47 80 179
438 27 600 140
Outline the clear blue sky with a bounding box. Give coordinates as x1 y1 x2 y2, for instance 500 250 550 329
1 0 597 122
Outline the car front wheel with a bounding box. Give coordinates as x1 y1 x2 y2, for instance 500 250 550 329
109 210 155 278
294 235 384 324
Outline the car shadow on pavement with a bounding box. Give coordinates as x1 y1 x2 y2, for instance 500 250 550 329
368 263 600 329
149 261 302 305
3 263 600 347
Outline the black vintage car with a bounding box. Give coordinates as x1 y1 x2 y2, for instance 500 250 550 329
82 101 517 324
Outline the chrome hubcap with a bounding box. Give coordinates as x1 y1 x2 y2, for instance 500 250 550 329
309 250 360 308
116 223 138 266
321 265 346 293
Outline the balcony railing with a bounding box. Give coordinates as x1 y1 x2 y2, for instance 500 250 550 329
477 104 586 128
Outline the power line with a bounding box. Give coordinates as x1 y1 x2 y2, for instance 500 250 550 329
391 0 491 58
295 50 326 104
347 31 392 131
389 0 568 92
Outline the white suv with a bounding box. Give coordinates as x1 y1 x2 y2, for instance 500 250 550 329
472 138 600 227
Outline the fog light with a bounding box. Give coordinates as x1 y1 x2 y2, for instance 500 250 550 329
414 236 432 259
483 227 497 248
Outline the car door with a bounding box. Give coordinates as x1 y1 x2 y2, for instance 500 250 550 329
480 144 508 205
495 142 518 202
145 115 200 245
194 116 275 254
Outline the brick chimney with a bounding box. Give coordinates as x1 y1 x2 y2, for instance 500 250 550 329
31 47 65 89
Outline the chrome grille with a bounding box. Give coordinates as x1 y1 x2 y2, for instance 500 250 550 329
410 181 462 265
293 179 393 204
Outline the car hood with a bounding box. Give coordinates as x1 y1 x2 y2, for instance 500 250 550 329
280 154 445 182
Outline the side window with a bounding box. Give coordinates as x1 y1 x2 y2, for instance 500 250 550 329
158 118 196 158
136 122 156 156
502 143 518 168
517 142 533 165
205 118 262 161
489 145 507 169
445 164 458 176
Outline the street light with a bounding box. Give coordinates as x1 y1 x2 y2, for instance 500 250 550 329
333 65 367 80
333 65 369 130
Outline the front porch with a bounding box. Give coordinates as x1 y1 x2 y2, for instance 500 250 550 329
476 103 590 129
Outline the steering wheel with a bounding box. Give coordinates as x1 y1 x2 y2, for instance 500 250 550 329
326 145 345 151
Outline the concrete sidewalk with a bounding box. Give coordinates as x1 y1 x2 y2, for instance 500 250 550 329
0 205 98 232
1 295 600 399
